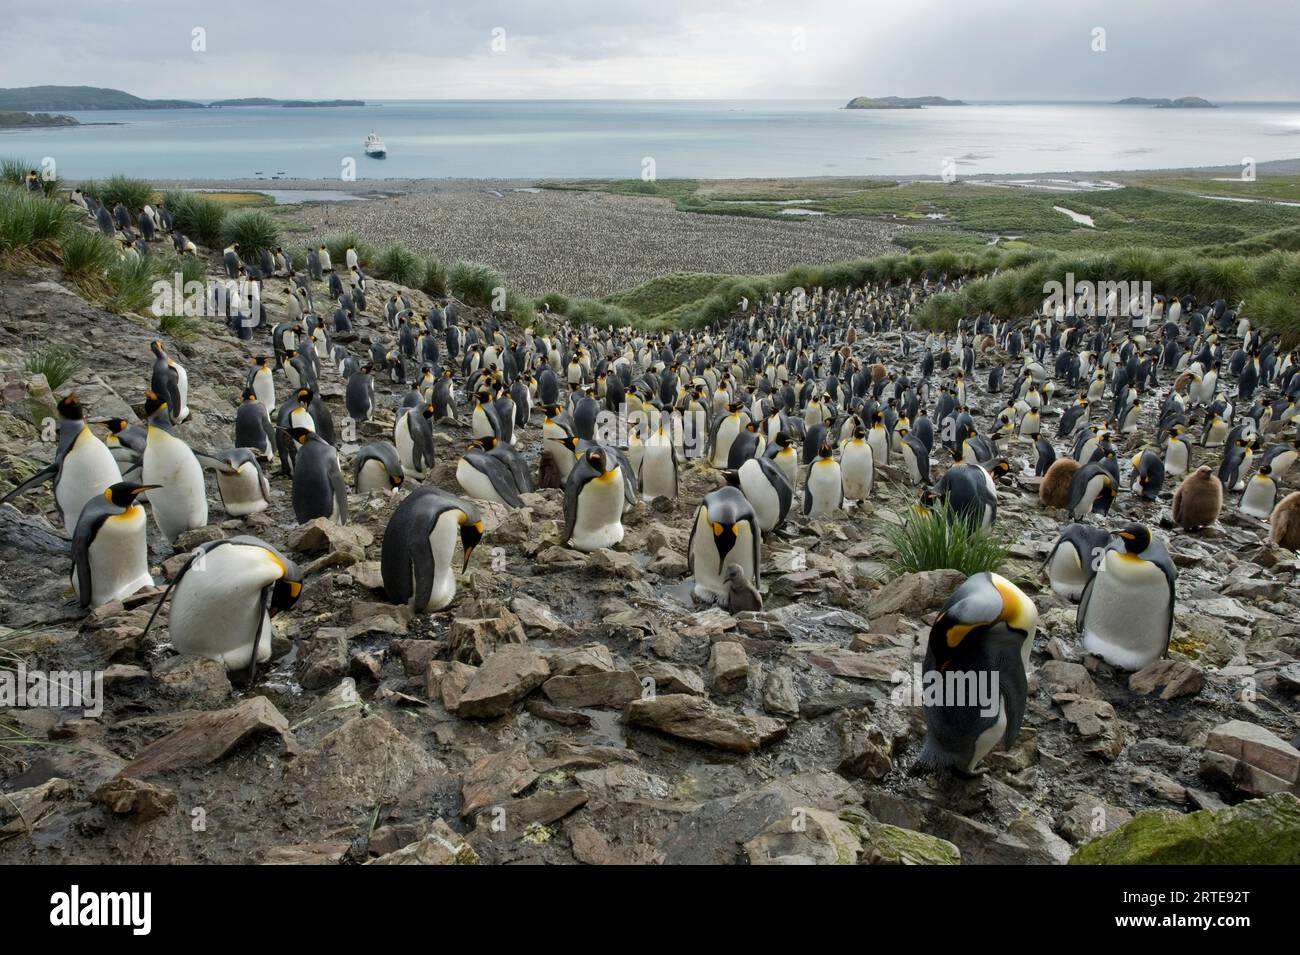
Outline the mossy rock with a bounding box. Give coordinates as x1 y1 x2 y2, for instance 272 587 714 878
840 809 961 865
1070 793 1300 865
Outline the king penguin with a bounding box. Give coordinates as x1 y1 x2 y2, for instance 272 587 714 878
1077 523 1176 671
140 391 207 543
380 488 483 612
562 445 625 551
0 394 121 532
353 441 405 494
803 443 843 516
71 482 157 609
687 485 761 603
839 425 875 503
196 447 272 517
144 536 303 677
730 455 792 533
910 572 1038 777
285 427 348 524
1043 523 1110 602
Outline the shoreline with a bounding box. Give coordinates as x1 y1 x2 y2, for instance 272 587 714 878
135 156 1300 195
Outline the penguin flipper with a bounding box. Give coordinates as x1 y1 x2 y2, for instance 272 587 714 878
72 510 111 609
1076 570 1097 634
330 465 349 525
0 463 57 504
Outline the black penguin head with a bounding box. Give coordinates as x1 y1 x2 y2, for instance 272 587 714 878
105 482 158 508
57 394 85 420
459 513 485 572
423 403 436 419
587 448 607 473
817 443 833 460
143 391 168 418
150 340 165 358
242 389 259 403
283 427 314 445
103 417 130 434
1115 523 1151 554
269 570 303 617
296 388 314 406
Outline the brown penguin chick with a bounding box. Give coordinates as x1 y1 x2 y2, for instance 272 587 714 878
1039 457 1080 509
870 363 888 383
723 564 763 613
1171 465 1223 530
1269 491 1300 549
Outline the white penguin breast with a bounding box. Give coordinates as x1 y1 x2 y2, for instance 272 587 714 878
738 461 780 530
457 459 506 505
357 458 389 494
1081 553 1170 670
168 543 282 670
81 506 152 606
58 427 122 530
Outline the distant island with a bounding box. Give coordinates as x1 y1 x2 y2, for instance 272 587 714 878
1115 96 1218 108
0 85 204 110
0 110 79 128
0 86 365 112
209 98 365 108
846 95 967 110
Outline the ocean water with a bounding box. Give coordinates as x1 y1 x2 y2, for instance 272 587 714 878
2 99 1299 181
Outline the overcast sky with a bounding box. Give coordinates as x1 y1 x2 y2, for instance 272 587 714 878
2 0 1296 102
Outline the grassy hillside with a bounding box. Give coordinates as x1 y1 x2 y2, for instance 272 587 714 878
0 86 204 110
5 156 1299 346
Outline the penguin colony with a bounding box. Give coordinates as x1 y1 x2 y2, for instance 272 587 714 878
5 198 1300 780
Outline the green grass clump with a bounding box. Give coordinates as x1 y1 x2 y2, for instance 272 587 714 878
375 244 425 287
158 311 202 339
221 209 281 257
0 186 77 264
605 272 729 319
536 291 570 315
164 190 227 247
886 502 1007 577
323 233 374 268
24 346 80 389
101 255 159 315
449 261 505 307
82 174 153 213
57 227 117 282
421 257 449 296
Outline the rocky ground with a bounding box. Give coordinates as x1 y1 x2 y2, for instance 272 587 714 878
1 254 1299 865
280 184 912 298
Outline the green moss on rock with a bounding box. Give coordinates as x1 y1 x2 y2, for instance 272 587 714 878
1070 793 1300 865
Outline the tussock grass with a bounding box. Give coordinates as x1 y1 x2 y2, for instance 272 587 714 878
163 190 227 246
0 186 77 264
886 502 1007 577
82 174 154 213
101 255 159 315
221 209 281 257
449 261 504 307
323 233 374 267
158 311 202 338
375 244 425 287
420 258 449 297
24 346 81 389
58 228 117 282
